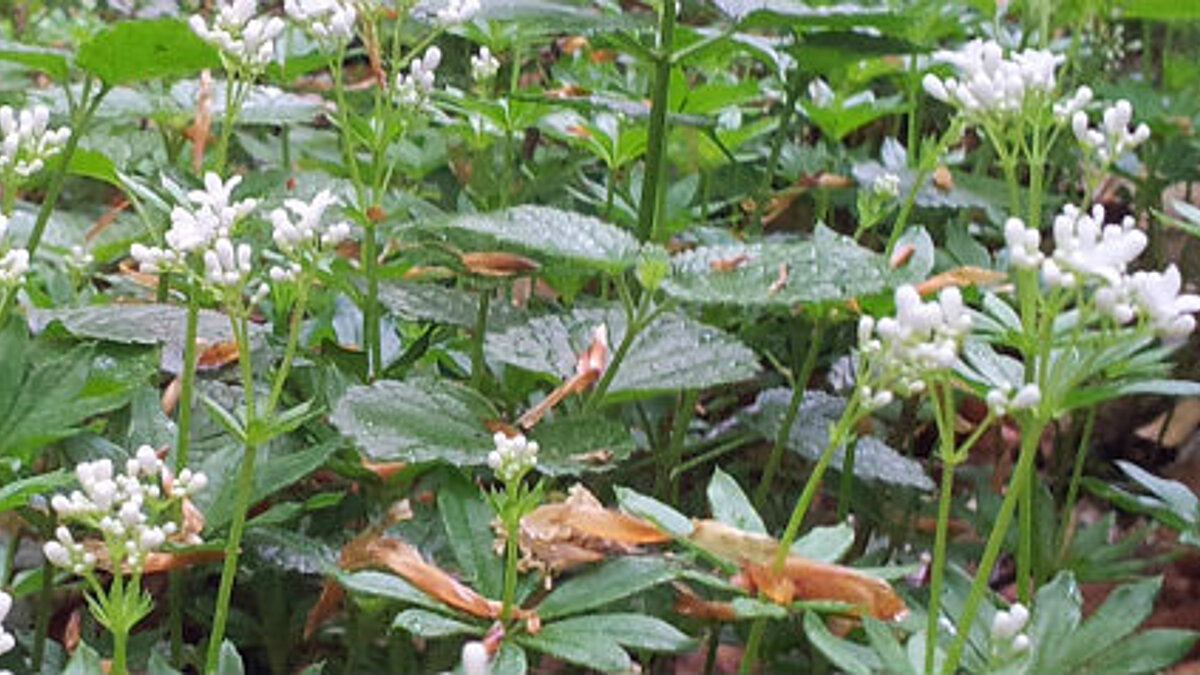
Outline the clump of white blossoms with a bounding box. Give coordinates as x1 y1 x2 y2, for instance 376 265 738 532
1071 99 1151 166
436 0 480 24
470 46 500 82
0 214 29 287
856 285 972 409
872 172 901 199
395 46 442 107
1005 203 1200 340
0 105 71 181
189 0 286 70
268 189 351 281
0 590 14 668
488 431 538 484
285 0 356 45
985 383 1042 416
131 172 257 279
44 448 207 575
923 38 1063 116
991 602 1032 653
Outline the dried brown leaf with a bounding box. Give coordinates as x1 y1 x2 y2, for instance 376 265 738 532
461 251 541 278
914 266 1007 296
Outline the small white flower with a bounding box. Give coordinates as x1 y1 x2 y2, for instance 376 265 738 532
285 0 356 44
991 603 1030 641
1072 98 1150 167
203 237 253 287
270 189 348 253
924 39 1063 116
0 248 29 285
470 46 500 82
1048 204 1146 287
394 46 442 107
1129 265 1200 340
488 431 538 483
0 104 71 180
1011 634 1031 651
872 172 901 199
1004 217 1043 269
1053 85 1093 122
808 78 835 107
190 0 285 69
461 641 489 675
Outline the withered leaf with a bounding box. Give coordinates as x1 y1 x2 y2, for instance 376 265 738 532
914 266 1007 296
461 251 541 278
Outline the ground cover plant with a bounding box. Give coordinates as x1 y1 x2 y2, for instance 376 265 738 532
2 0 1200 672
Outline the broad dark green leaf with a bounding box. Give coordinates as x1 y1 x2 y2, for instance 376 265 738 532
78 20 220 85
1087 629 1199 674
740 389 933 490
485 305 760 400
803 610 882 675
377 280 521 328
537 613 693 652
438 470 504 598
536 556 677 619
392 609 480 638
493 642 528 675
661 226 928 309
0 40 70 80
416 206 641 274
517 627 631 673
68 149 121 187
614 486 692 537
331 377 497 464
707 467 766 534
527 413 636 476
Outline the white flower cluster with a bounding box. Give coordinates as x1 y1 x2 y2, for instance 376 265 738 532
0 591 13 666
44 450 207 574
189 0 285 70
270 189 351 254
1070 99 1151 165
1052 85 1093 122
0 214 29 287
285 0 356 45
131 173 258 289
991 602 1032 653
394 47 442 107
857 285 972 408
872 172 901 199
923 39 1063 116
436 0 480 24
470 46 500 82
985 383 1041 416
1005 205 1200 340
460 641 489 675
0 105 70 180
488 431 538 483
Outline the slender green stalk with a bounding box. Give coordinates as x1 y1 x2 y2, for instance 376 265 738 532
214 75 244 173
703 623 720 675
754 321 825 509
470 290 490 390
32 558 52 671
176 279 201 469
112 619 129 675
926 460 956 674
1056 406 1097 564
942 421 1045 675
636 0 676 243
662 389 699 502
266 282 311 413
739 620 766 675
751 70 802 233
204 438 258 673
500 484 520 620
835 439 857 522
362 221 381 379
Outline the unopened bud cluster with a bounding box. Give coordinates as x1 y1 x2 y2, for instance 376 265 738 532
1071 98 1151 166
488 432 538 484
471 47 500 82
190 0 285 70
0 105 70 180
857 285 972 409
436 0 481 24
395 47 442 107
991 603 1032 654
985 383 1041 416
285 0 356 45
923 39 1063 116
0 214 29 287
43 448 207 575
1005 204 1200 340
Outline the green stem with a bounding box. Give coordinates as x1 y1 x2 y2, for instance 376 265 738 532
362 221 381 379
111 623 129 675
1056 406 1097 564
754 321 824 509
204 439 258 673
636 0 676 243
751 70 802 233
176 280 201 469
662 389 699 502
926 458 956 674
470 290 490 390
500 486 520 620
942 421 1045 675
835 439 857 521
32 558 52 671
266 282 310 414
739 619 766 675
214 75 241 173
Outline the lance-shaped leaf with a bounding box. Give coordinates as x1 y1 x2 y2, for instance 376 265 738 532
526 413 636 476
415 206 641 274
485 305 760 400
661 226 932 309
689 519 905 620
739 388 933 490
517 613 692 672
331 377 497 464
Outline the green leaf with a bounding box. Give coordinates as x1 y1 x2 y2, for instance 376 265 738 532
1028 573 1082 673
416 206 641 274
146 649 184 675
0 470 74 513
62 642 104 675
714 0 909 33
1087 629 1199 674
377 281 521 328
740 389 933 490
540 613 693 652
331 377 497 464
536 556 677 619
732 597 788 619
337 571 445 612
31 304 256 374
791 522 855 563
1049 577 1162 671
517 626 631 673
201 441 339 532
392 608 481 638
1118 0 1200 20
863 617 916 675
77 20 220 85
0 40 70 80
1116 460 1198 526
707 467 766 534
485 305 760 400
614 486 693 537
1116 379 1200 397
438 470 504 599
803 610 882 675
216 640 244 675
492 642 528 675
527 413 636 476
661 226 922 309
